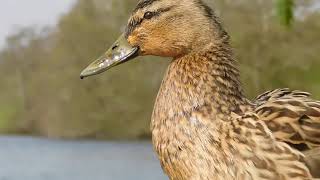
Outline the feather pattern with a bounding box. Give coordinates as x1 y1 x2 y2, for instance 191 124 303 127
151 50 316 179
254 88 320 149
120 0 320 179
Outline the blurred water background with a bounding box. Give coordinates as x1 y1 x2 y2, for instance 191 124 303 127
0 0 319 179
0 136 166 180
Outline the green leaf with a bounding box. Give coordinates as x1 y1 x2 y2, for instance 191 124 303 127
276 0 294 27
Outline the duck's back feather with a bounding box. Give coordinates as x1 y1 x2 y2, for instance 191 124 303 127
254 88 320 149
254 88 320 178
229 112 313 179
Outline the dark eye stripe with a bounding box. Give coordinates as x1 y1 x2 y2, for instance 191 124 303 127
133 0 160 12
125 6 174 38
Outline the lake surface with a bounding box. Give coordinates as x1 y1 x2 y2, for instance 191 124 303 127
0 136 167 180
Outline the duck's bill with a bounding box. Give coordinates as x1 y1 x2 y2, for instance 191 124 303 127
80 34 139 79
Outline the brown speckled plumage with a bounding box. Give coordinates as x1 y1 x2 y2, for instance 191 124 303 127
124 0 320 179
150 45 316 179
94 0 320 179
254 88 320 149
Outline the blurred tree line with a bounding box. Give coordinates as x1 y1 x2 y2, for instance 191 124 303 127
0 0 319 139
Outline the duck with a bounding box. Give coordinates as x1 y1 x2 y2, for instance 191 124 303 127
80 0 320 179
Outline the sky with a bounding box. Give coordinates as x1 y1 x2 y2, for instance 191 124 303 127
0 0 76 47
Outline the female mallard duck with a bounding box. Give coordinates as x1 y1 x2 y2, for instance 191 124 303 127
81 0 320 179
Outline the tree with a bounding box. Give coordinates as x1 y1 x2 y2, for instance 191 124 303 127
0 0 319 139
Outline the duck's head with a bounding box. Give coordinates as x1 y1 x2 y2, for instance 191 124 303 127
80 0 227 79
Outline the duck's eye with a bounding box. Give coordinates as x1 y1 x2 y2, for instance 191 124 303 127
144 11 154 19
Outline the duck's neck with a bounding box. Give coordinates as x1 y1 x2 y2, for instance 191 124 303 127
153 43 248 121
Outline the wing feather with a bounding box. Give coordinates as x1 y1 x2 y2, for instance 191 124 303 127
229 112 312 179
254 88 320 149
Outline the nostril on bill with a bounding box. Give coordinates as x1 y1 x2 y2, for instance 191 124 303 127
112 44 119 50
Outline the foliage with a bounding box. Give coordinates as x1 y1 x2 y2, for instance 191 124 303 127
0 0 319 139
276 0 294 26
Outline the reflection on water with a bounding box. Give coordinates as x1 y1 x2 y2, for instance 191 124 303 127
0 136 167 180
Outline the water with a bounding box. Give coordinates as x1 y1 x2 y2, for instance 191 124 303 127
0 136 167 180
